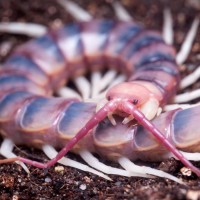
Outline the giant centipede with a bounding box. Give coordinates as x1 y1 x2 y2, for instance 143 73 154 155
0 0 200 184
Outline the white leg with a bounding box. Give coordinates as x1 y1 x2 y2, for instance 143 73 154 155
162 8 174 45
164 103 198 111
57 0 92 21
79 149 151 178
74 76 91 100
42 144 111 180
179 151 200 161
98 70 117 92
0 22 47 37
118 157 184 184
0 138 29 173
57 86 82 100
97 74 126 99
88 70 118 99
180 65 200 89
176 17 199 65
112 1 132 21
91 71 102 98
174 88 200 103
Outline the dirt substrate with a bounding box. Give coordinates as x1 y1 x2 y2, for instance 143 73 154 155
0 0 200 199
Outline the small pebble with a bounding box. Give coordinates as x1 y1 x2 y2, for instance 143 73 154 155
18 178 22 183
54 166 64 173
45 177 52 183
93 187 98 194
115 181 121 186
84 176 91 183
75 181 79 186
12 195 19 200
180 167 192 176
79 184 87 190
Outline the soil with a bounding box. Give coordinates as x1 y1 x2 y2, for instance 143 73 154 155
0 0 200 199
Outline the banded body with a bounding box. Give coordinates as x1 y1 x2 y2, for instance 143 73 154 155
1 11 200 182
95 105 200 162
0 20 179 150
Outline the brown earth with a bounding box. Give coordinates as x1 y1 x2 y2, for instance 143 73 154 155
0 0 200 199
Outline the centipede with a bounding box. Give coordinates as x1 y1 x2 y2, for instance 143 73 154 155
0 0 200 186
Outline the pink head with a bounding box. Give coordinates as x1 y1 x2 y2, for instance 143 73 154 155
106 82 150 105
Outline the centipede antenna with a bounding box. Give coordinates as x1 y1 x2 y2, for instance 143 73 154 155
42 144 111 180
0 139 30 173
162 8 174 45
74 76 91 100
0 22 47 37
174 88 200 103
57 0 92 21
91 71 102 98
79 149 150 178
57 87 82 100
118 157 184 184
176 17 199 65
112 1 133 21
180 65 200 89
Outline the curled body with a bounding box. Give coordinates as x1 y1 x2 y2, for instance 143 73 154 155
0 20 178 148
0 18 200 181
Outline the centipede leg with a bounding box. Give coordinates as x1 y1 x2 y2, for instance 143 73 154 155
57 0 92 21
112 1 132 21
118 157 184 184
42 144 112 180
162 8 173 45
78 149 152 178
176 17 199 65
0 138 29 173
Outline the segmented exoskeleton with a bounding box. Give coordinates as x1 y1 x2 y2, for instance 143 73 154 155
0 0 200 184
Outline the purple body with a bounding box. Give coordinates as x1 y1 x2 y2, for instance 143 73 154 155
3 20 199 173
